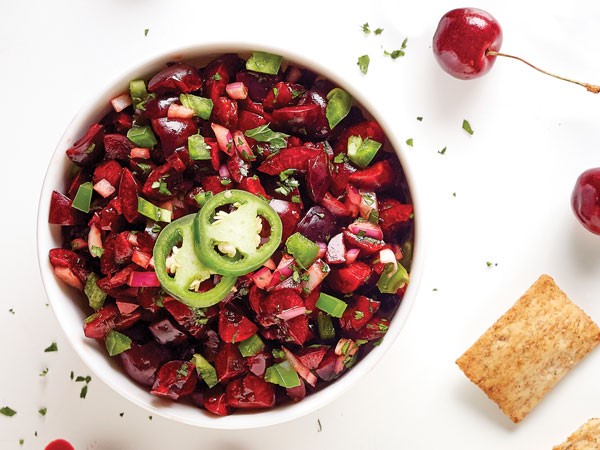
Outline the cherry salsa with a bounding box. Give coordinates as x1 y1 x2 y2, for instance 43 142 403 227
48 51 414 415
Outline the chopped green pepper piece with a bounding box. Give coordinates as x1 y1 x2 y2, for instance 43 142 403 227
105 330 132 356
377 261 409 294
180 94 213 120
188 134 211 160
71 182 94 213
129 80 149 110
238 334 265 357
246 51 283 75
347 135 382 169
316 293 347 318
285 232 319 269
137 197 172 223
326 88 351 129
317 312 336 340
84 273 107 311
127 126 157 148
191 353 218 388
264 360 300 388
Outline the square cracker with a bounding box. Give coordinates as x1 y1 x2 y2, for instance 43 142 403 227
456 274 600 423
553 418 600 450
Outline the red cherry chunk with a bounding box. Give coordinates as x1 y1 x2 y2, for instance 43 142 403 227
572 167 600 234
225 373 275 409
150 360 197 400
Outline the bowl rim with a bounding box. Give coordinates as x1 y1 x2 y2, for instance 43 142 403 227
36 41 425 429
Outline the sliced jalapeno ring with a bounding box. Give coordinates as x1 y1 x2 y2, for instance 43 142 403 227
193 190 283 277
153 214 237 308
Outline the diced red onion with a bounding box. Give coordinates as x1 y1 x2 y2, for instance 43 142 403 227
392 244 404 261
302 259 328 294
130 147 150 159
53 266 83 290
116 300 139 315
359 190 378 220
282 347 317 387
167 103 195 119
263 258 277 270
252 266 273 289
276 306 307 322
110 93 132 113
345 248 360 264
87 223 103 255
70 238 88 251
211 123 233 155
379 248 398 272
347 220 384 240
316 242 327 259
225 82 248 100
233 130 254 161
93 178 116 198
346 185 362 206
218 164 231 179
132 249 152 269
276 253 295 271
126 232 139 247
128 271 161 287
335 338 359 357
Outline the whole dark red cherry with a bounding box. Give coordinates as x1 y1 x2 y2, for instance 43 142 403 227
432 8 503 79
433 8 600 92
572 168 600 235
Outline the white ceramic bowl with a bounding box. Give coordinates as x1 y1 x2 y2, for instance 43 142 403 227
37 43 424 429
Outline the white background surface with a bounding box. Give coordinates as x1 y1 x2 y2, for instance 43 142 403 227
2 0 600 448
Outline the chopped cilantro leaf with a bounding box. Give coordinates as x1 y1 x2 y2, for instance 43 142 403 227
333 153 348 164
39 368 49 377
8 308 14 314
144 28 149 36
80 385 88 399
244 124 289 152
38 407 47 416
119 412 125 417
406 138 414 147
462 119 474 135
416 116 423 121
357 55 370 74
374 28 384 35
44 342 58 352
0 406 17 417
438 147 447 155
361 22 371 34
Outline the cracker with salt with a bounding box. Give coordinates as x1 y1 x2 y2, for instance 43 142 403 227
553 418 600 450
456 274 600 423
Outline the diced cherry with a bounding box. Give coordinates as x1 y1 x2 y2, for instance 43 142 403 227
225 373 275 409
339 295 380 332
118 168 140 223
268 199 302 242
147 63 203 94
215 343 247 383
151 117 197 157
327 262 372 294
66 123 105 166
203 387 233 416
218 307 258 343
348 160 394 192
48 191 84 226
83 303 118 339
211 96 238 129
149 318 188 345
150 360 197 400
119 342 172 386
104 133 134 161
258 147 322 175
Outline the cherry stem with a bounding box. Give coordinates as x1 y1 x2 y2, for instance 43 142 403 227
486 50 600 94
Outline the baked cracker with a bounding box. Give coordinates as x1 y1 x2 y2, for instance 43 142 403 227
456 274 600 423
553 418 600 450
